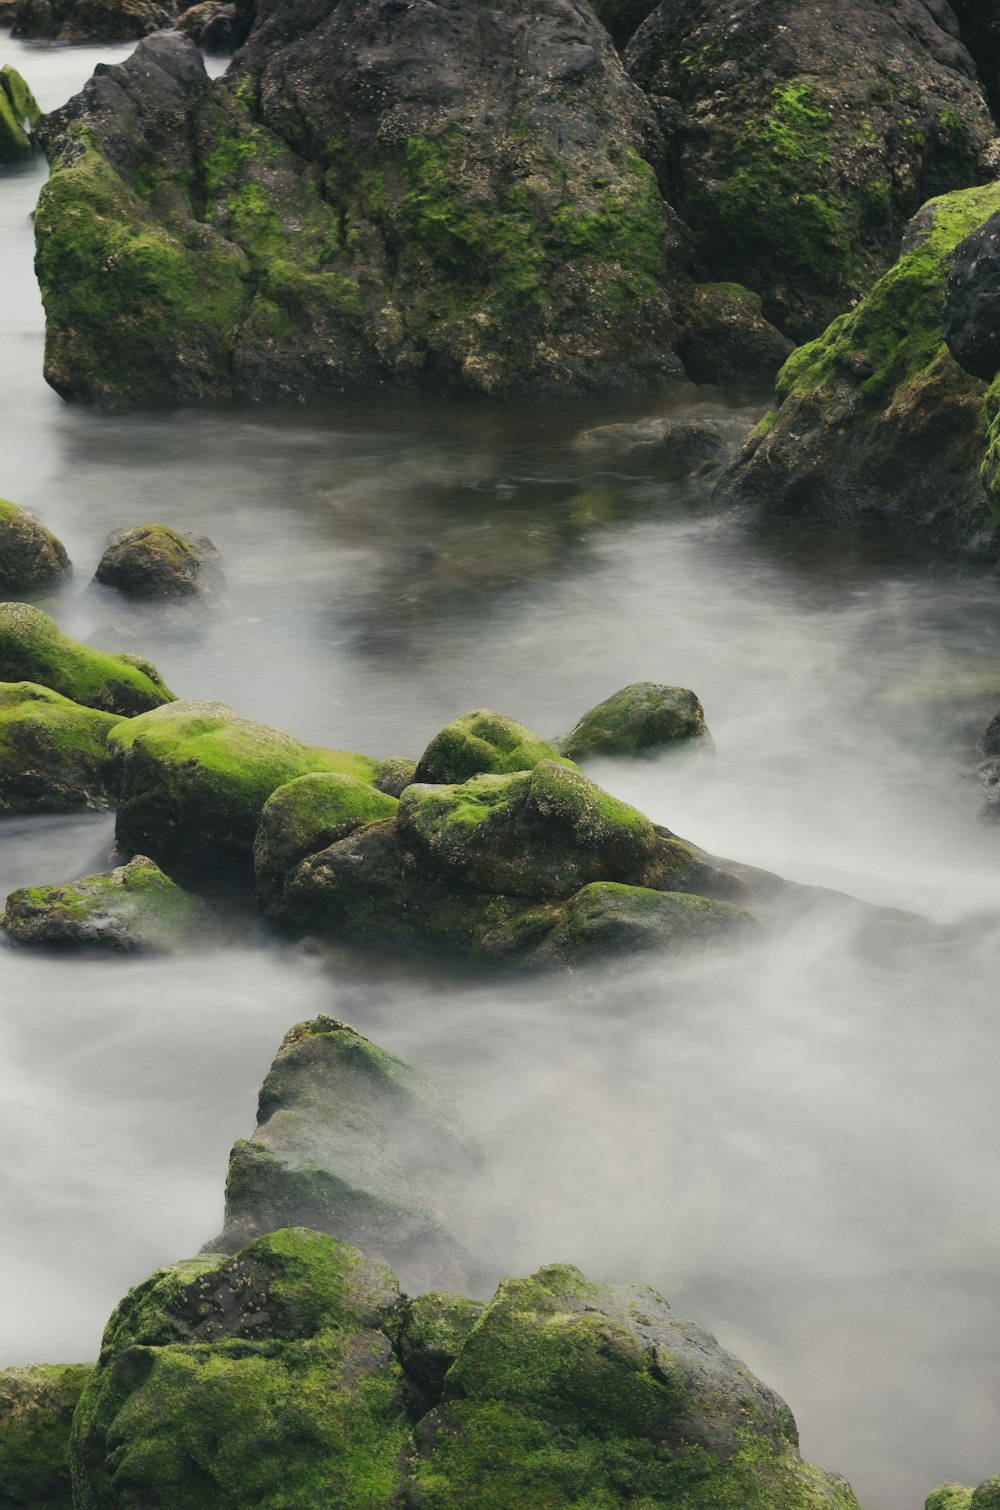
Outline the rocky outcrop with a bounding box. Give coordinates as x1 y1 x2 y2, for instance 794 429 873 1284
0 498 69 594
625 0 1000 342
94 524 221 599
35 9 685 410
12 0 174 40
714 184 1000 557
558 681 713 760
206 1017 486 1293
1 854 213 952
0 1363 92 1510
0 683 118 813
0 66 40 163
0 603 175 717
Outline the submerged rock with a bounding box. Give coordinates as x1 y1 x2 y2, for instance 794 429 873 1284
11 0 174 41
625 0 1000 342
714 185 1000 557
677 282 795 387
1 854 213 953
571 416 729 473
0 498 70 594
559 681 713 760
0 66 40 163
0 682 118 813
0 1363 92 1510
207 1017 485 1293
94 524 221 600
413 708 568 787
0 603 175 717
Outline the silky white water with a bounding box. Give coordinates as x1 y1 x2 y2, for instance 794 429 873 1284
1 33 999 1510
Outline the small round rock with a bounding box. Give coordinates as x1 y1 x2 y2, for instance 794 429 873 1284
94 524 221 599
0 497 70 592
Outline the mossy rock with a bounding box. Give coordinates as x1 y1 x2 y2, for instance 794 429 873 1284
410 1262 864 1508
0 1363 92 1510
973 1481 1000 1510
413 709 570 787
558 681 713 761
0 498 70 593
716 184 1000 556
0 603 175 717
1 854 214 953
0 65 40 163
70 1227 410 1510
208 1017 485 1293
93 524 221 599
926 1490 975 1510
0 681 118 814
676 281 795 386
254 772 399 916
398 1293 485 1408
371 754 417 798
108 700 379 878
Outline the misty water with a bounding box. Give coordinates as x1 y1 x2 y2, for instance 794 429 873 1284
2 33 1000 1510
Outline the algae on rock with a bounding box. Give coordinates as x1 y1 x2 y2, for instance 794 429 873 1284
0 497 69 593
0 602 175 717
0 681 118 813
1 854 214 952
0 65 40 162
0 1362 92 1510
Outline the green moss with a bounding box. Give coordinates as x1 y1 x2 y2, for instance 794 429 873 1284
0 603 174 716
1 855 212 952
255 771 398 907
0 681 119 811
558 682 712 761
925 1489 975 1510
0 1363 92 1510
981 374 1000 518
414 708 572 786
0 65 40 162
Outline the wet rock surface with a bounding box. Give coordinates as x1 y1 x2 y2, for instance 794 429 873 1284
94 525 221 600
0 498 69 595
12 0 175 41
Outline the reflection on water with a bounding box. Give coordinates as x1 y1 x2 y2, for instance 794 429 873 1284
1 32 1000 1510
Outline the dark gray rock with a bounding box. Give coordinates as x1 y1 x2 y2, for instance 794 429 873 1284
12 0 174 41
572 416 729 473
176 0 246 50
677 282 795 386
0 498 70 594
945 212 1000 381
94 524 221 599
951 0 1000 118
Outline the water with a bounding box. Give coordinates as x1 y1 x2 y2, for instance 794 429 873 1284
1 32 1000 1510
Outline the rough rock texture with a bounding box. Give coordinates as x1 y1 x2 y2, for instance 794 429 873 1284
12 0 173 41
35 9 686 410
0 499 70 595
176 0 246 51
397 1292 484 1408
571 416 729 472
0 66 40 163
0 603 175 717
254 772 398 915
945 210 1000 382
926 1482 1000 1510
0 682 118 813
206 1018 486 1293
0 1363 92 1510
589 0 658 52
715 184 1000 556
413 709 569 787
107 700 377 878
625 0 1000 341
951 0 1000 118
94 524 221 599
559 681 713 760
1 854 213 953
677 281 796 385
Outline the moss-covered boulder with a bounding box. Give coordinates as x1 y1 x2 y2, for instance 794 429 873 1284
0 499 70 595
676 281 795 386
11 0 174 42
0 682 118 813
70 1227 410 1510
397 1292 484 1408
409 1263 863 1508
254 772 399 915
34 2 686 409
207 1018 485 1293
0 603 175 717
0 1363 92 1510
926 1483 1000 1510
1 854 214 953
108 700 378 878
413 709 568 787
715 184 1000 556
559 681 713 760
0 66 40 163
93 524 221 600
625 0 1000 342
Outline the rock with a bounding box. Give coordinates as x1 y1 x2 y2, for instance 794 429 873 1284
1 854 214 953
371 755 416 799
0 65 40 163
397 1292 484 1407
413 708 568 787
35 5 686 409
0 1363 92 1510
979 709 1000 755
109 700 378 878
254 772 399 915
714 185 1000 558
0 682 118 814
951 0 1000 118
207 1019 486 1293
571 416 729 473
677 282 796 386
0 603 175 717
625 0 1000 342
12 0 174 41
926 1483 1000 1510
945 212 1000 381
559 681 713 760
0 498 70 594
93 524 220 600
588 0 658 52
176 0 246 51
410 1262 863 1509
70 1227 411 1509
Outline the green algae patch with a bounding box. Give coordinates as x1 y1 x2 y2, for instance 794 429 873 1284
0 1362 92 1510
108 700 379 877
926 1490 975 1510
0 65 40 162
559 682 714 761
0 603 175 716
0 681 119 813
398 1293 485 1406
254 772 398 914
414 708 572 786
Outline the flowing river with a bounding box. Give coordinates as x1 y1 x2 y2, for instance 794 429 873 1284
2 35 1000 1510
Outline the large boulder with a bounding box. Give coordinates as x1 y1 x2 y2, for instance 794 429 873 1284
0 603 175 717
0 66 40 163
625 0 1000 342
714 184 1000 557
413 709 569 787
0 1363 92 1510
12 0 174 41
93 524 221 600
1 854 214 953
0 683 118 813
207 1018 485 1293
35 10 685 410
108 700 378 877
0 499 70 595
558 681 713 760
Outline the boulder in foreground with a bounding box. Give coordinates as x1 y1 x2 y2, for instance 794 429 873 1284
0 603 175 717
